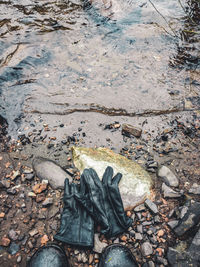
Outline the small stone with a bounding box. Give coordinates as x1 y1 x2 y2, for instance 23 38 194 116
0 180 10 188
145 199 158 214
32 157 71 189
28 241 33 249
29 229 39 237
147 261 155 267
131 213 135 221
11 170 20 180
157 229 164 237
127 211 131 217
42 198 53 207
135 233 143 240
32 183 47 194
8 242 20 255
189 183 200 195
28 192 36 198
158 166 179 187
7 187 17 195
0 212 5 218
120 235 127 242
93 234 107 253
137 225 143 233
8 229 19 241
25 173 35 180
41 234 49 245
134 204 146 212
81 252 88 263
141 242 153 256
48 206 59 219
17 255 22 263
1 237 11 246
162 183 182 198
174 201 200 237
167 220 179 229
89 254 94 264
154 215 161 223
122 124 142 138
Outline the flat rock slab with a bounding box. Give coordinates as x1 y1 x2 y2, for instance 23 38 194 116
158 166 179 187
32 157 72 189
162 183 182 198
72 147 153 210
173 201 200 237
189 183 200 195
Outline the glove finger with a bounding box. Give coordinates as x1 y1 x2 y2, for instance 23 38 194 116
64 178 70 196
89 168 102 188
83 168 101 190
79 173 86 194
112 172 122 186
70 183 76 194
102 166 113 185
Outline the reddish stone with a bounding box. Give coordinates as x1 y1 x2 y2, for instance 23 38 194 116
32 183 47 194
1 237 11 246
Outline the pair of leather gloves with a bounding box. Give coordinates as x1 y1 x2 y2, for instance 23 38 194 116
54 166 133 247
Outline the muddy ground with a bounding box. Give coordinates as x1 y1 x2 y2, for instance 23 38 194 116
0 109 199 267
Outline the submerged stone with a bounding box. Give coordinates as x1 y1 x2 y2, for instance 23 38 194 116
72 147 153 209
32 157 72 189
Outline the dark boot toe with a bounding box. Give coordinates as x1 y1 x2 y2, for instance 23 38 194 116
27 244 70 267
98 244 138 267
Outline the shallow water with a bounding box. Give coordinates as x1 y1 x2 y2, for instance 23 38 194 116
0 0 199 135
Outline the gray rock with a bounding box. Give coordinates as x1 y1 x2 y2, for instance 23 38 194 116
8 230 18 241
154 215 161 223
29 229 38 237
93 234 107 253
25 173 35 181
189 227 200 252
0 180 10 189
147 261 155 267
17 255 22 263
135 233 143 240
134 204 146 212
81 252 88 263
8 242 20 255
48 206 60 219
72 147 153 210
42 198 53 207
137 225 143 233
174 201 200 237
141 242 153 256
32 157 72 189
131 212 136 221
167 247 199 267
158 166 179 187
122 123 142 138
189 183 200 195
180 206 189 219
162 183 182 198
167 220 179 229
145 199 158 214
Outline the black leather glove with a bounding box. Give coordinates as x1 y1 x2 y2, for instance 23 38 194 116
54 178 94 247
75 168 110 235
75 167 132 238
102 166 133 237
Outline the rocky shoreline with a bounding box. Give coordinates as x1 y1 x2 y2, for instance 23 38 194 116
0 110 200 267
